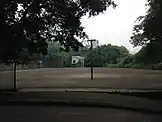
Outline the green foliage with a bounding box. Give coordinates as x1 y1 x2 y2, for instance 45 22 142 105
43 43 132 68
106 64 118 68
132 63 145 69
0 0 116 64
41 42 154 69
117 55 134 68
130 0 162 64
84 44 130 67
42 42 69 67
155 63 162 70
71 62 82 67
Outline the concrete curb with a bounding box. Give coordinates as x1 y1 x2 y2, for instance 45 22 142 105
19 88 162 93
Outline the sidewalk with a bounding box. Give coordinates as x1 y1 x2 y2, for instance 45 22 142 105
1 88 162 114
19 87 162 93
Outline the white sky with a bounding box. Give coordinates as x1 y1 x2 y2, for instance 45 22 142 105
81 0 147 53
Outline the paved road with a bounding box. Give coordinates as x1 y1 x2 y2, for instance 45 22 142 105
0 105 162 122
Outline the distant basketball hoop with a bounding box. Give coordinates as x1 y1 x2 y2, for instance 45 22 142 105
81 39 99 80
71 56 85 68
81 39 99 51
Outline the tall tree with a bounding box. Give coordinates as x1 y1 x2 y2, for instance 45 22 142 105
130 0 162 64
0 0 116 64
84 44 129 67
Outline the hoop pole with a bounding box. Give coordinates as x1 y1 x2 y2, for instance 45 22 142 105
13 62 17 89
88 39 96 80
90 40 93 80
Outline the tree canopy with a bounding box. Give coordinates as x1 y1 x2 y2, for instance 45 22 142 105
130 0 162 64
18 41 161 69
0 0 116 64
73 44 129 67
40 42 130 68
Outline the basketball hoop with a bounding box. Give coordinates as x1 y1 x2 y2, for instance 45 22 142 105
81 39 99 51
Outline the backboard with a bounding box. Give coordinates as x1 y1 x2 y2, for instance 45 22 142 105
82 39 99 50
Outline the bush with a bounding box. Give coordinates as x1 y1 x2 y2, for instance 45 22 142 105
135 64 146 69
117 61 124 68
155 63 162 70
123 63 134 68
71 63 81 67
127 63 145 69
106 64 118 68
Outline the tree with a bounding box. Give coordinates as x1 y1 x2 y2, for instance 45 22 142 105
0 0 116 64
42 42 66 67
130 0 162 64
42 41 83 67
39 42 132 68
84 44 129 67
134 46 147 64
117 55 135 68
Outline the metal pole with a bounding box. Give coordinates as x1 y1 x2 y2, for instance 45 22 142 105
90 40 93 80
13 62 17 89
88 39 96 80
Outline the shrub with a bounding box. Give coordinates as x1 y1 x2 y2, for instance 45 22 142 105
130 63 145 69
123 63 134 68
106 64 118 68
117 61 124 68
155 63 162 70
71 63 81 67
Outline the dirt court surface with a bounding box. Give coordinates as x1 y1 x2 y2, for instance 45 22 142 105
4 68 159 89
1 68 162 89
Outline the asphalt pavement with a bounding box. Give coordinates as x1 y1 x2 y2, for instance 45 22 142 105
1 89 162 122
0 105 162 122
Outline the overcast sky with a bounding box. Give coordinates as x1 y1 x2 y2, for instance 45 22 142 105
81 0 147 53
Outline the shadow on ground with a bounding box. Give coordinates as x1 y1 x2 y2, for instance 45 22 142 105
1 90 162 115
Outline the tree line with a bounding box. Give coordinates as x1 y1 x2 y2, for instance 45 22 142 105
1 0 162 70
130 0 162 69
41 42 157 69
0 0 116 64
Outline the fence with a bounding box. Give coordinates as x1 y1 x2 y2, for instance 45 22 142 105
0 59 67 90
16 60 64 70
0 63 14 89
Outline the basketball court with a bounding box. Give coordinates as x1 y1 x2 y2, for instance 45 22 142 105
9 68 162 89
